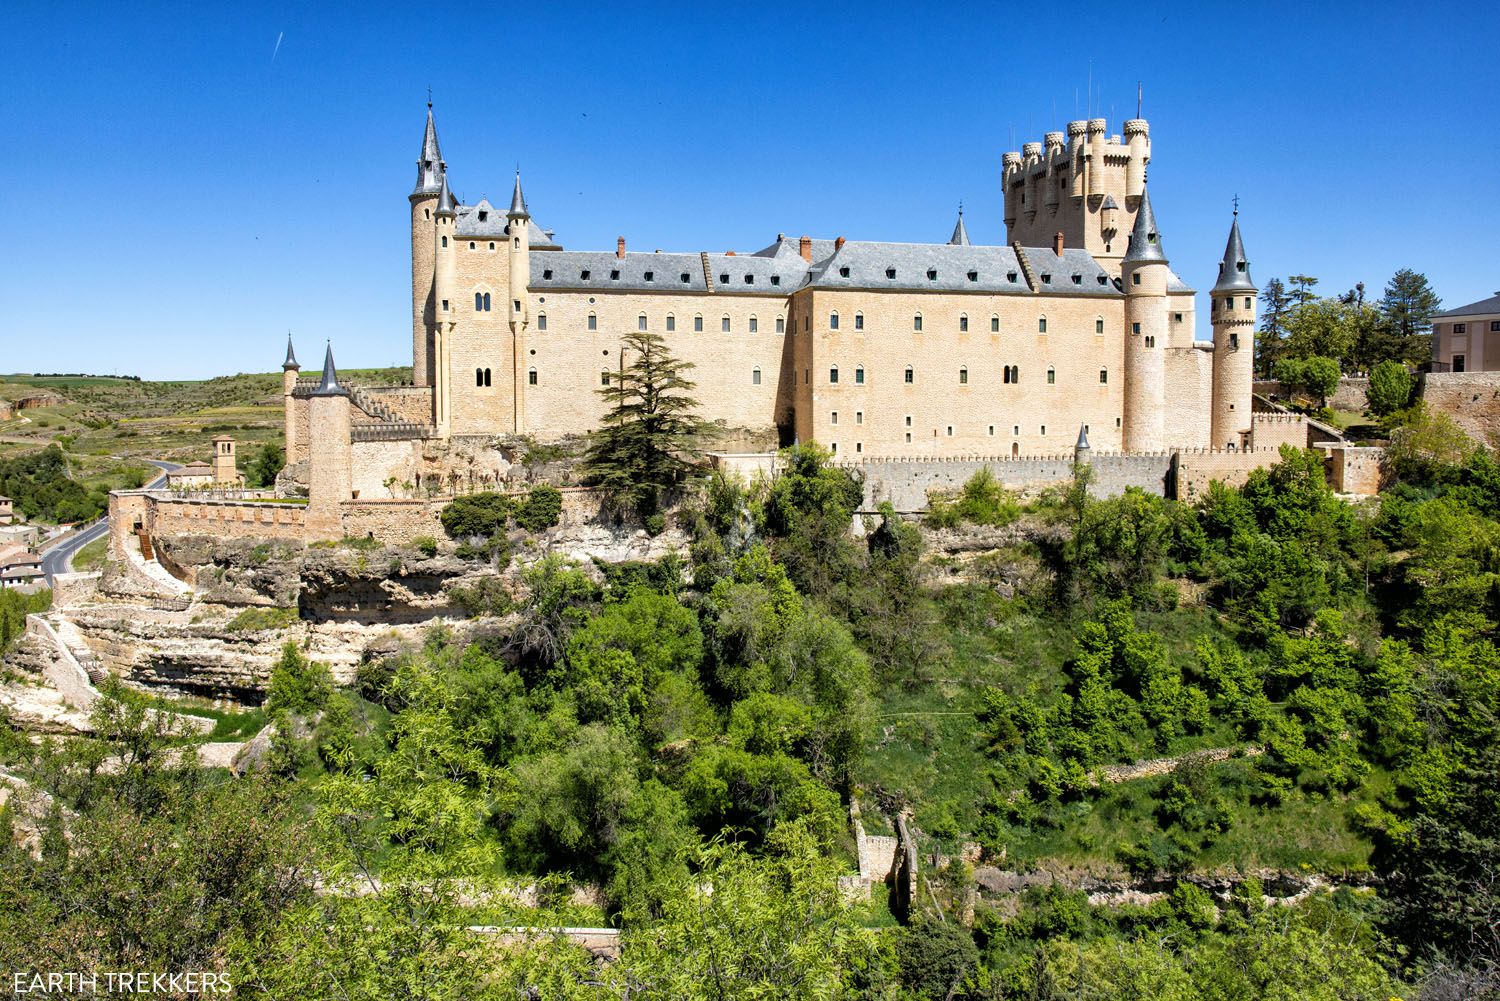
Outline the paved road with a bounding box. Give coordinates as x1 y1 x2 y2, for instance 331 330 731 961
41 460 180 584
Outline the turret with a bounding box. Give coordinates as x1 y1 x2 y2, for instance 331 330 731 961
306 343 353 540
1085 118 1106 197
506 170 533 433
1100 194 1119 242
1001 152 1021 228
949 206 970 246
1066 121 1088 198
281 334 301 465
431 172 457 433
410 101 446 388
1074 425 1092 467
1120 186 1169 452
1210 212 1257 449
1123 119 1150 201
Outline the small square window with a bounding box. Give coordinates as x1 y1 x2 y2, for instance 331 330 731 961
542 269 553 280
771 276 781 286
644 271 654 282
1071 274 1082 285
744 274 754 284
1040 273 1051 284
1454 323 1467 333
927 269 938 281
1490 321 1500 332
720 273 729 284
967 271 978 282
946 426 954 437
1174 312 1183 322
610 270 620 280
1007 271 1017 282
681 272 691 283
839 267 850 278
581 269 591 280
886 268 896 279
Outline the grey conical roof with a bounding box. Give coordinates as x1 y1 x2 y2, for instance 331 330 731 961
949 209 970 246
311 342 348 397
412 104 445 196
1101 194 1118 210
1212 215 1255 292
508 170 530 219
1075 425 1091 450
435 171 457 216
1122 186 1167 264
282 333 299 371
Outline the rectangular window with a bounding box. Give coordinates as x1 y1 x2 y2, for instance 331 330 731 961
1095 318 1104 333
1244 297 1252 309
1038 317 1047 333
777 317 785 333
1229 333 1239 349
959 369 968 385
528 370 538 385
1146 336 1155 347
601 372 610 386
855 411 863 425
855 314 864 330
914 315 923 332
752 369 761 385
855 369 865 385
830 368 839 384
1227 298 1235 309
644 271 654 282
905 432 912 443
722 317 731 333
831 442 837 454
1454 323 1467 333
1132 272 1141 285
441 299 449 312
1132 322 1141 334
960 316 969 332
904 368 913 384
1040 425 1046 436
855 442 862 453
988 425 995 435
1099 369 1108 384
1491 321 1500 331
831 411 839 425
830 313 840 330
666 315 676 332
946 426 954 436
991 316 999 332
537 314 547 331
1454 355 1467 372
905 415 912 427
638 315 648 331
695 316 704 332
1047 369 1055 385
749 317 758 333
1174 312 1183 322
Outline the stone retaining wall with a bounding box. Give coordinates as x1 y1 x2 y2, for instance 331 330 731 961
842 452 1176 511
1420 371 1500 446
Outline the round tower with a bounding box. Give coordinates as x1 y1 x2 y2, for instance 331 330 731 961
1210 212 1257 449
306 343 353 542
1121 186 1169 452
506 170 532 434
432 173 457 434
410 102 445 388
1123 119 1150 201
1066 121 1088 198
1086 118 1106 197
1001 151 1021 230
281 334 301 464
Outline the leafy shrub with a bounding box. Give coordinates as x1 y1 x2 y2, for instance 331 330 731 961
1366 360 1415 417
412 535 438 557
449 576 512 618
226 606 299 632
927 467 1021 529
440 491 511 538
644 513 666 536
263 642 333 717
514 485 563 531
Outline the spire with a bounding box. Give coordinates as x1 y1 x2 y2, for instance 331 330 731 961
948 204 970 246
435 170 457 217
1122 185 1167 264
507 169 530 220
1212 212 1255 292
412 102 445 197
282 333 299 371
311 341 348 397
1076 424 1091 450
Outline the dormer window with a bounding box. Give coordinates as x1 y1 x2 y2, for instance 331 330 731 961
581 269 591 280
770 275 781 286
1007 271 1018 282
610 270 620 281
1040 273 1052 284
542 269 553 280
644 271 654 282
680 272 691 283
1097 275 1108 285
886 268 897 279
839 267 851 278
478 210 488 222
1071 274 1082 285
1237 261 1247 272
927 269 938 281
744 274 754 284
720 273 729 284
967 271 978 282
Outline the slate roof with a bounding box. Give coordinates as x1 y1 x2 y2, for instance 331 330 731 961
1435 293 1500 318
1212 217 1255 293
413 105 445 196
455 200 561 249
949 211 970 246
1123 186 1167 264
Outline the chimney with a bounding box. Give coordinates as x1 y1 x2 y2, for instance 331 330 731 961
834 236 846 251
1053 231 1065 255
799 235 812 262
616 237 626 259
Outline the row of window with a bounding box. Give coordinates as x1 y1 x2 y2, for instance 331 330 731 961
822 365 1106 386
1212 296 1255 311
484 367 771 388
831 418 1089 435
1449 321 1500 333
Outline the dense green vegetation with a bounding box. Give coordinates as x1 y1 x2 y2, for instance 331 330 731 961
4 429 1500 997
0 444 110 522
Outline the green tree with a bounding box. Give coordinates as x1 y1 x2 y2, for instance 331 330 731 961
1284 300 1356 369
1257 277 1293 377
1288 273 1320 306
244 442 286 488
1379 267 1442 364
264 642 334 718
581 331 708 517
1366 359 1416 418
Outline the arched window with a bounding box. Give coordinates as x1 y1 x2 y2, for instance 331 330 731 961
990 314 999 333
829 365 839 384
1037 315 1047 333
638 314 648 331
587 312 597 331
474 292 483 311
666 314 676 332
855 366 865 385
441 235 447 248
1011 442 1019 457
528 368 538 386
1047 366 1055 385
752 367 762 385
913 313 923 332
904 366 914 384
484 368 492 387
749 315 758 333
475 368 484 387
537 312 547 331
1095 316 1104 334
854 312 864 331
959 313 969 332
694 314 704 332
829 311 840 330
721 315 731 333
776 315 785 334
484 292 492 311
1099 368 1108 384
959 366 968 385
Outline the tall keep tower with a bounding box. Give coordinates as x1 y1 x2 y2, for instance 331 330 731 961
1121 187 1169 452
1210 213 1257 449
410 102 445 388
1003 116 1150 269
506 171 532 433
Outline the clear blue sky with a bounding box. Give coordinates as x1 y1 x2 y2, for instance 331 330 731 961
3 2 1497 379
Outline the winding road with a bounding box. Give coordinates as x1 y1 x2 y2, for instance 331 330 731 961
41 459 180 584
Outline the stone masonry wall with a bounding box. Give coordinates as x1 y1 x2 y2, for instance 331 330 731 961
1321 445 1386 495
1420 371 1500 446
1174 448 1283 502
844 452 1175 511
359 386 434 424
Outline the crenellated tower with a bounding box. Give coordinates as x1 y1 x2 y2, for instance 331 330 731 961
506 171 531 433
1121 186 1169 452
431 172 457 434
1210 212 1257 449
1003 116 1150 270
410 102 445 388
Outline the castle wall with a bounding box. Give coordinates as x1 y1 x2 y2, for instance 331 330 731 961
844 452 1175 511
1162 346 1214 449
1320 445 1386 495
1419 371 1500 447
800 288 1130 458
1173 448 1283 502
359 386 434 424
1252 413 1316 451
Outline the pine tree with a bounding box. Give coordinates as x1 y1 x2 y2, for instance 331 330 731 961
1257 278 1293 377
581 331 708 517
1287 274 1320 306
1379 268 1442 364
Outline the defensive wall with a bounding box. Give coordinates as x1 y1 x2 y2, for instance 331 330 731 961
1253 377 1370 413
840 451 1179 512
1419 370 1500 447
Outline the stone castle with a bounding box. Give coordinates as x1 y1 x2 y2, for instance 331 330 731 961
236 103 1368 545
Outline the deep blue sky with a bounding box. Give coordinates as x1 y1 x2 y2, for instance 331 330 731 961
3 2 1497 379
